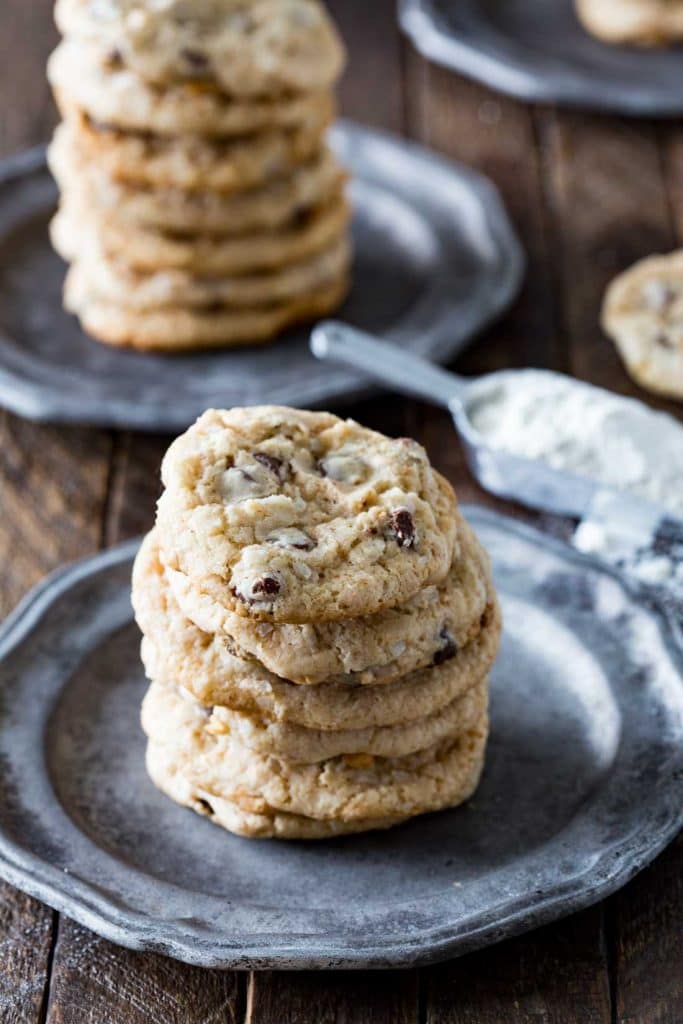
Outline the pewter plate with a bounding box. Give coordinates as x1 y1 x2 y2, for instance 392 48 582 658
400 0 683 116
0 124 523 432
0 507 681 970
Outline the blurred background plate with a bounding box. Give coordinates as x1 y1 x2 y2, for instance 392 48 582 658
0 122 523 433
400 0 683 116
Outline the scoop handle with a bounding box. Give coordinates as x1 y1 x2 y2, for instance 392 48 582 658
310 322 468 410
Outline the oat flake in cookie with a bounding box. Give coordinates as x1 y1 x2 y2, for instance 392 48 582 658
157 407 460 623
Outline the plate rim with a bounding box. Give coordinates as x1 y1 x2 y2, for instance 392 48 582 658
0 508 681 969
399 0 683 117
0 125 524 432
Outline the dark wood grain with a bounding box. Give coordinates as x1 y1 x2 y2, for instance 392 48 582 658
44 919 244 1024
406 58 565 377
327 0 405 133
611 834 683 1024
537 113 676 406
425 908 611 1024
0 890 54 1024
246 970 418 1024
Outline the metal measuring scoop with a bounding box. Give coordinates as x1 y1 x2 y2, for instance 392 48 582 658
311 321 683 612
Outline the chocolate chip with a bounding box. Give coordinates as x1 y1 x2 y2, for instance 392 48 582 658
181 47 209 67
253 451 288 481
105 48 124 68
433 627 458 666
655 332 675 349
252 575 281 597
196 798 214 817
180 47 210 76
389 508 416 548
232 573 285 605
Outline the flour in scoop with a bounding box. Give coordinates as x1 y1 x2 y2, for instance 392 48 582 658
467 369 683 516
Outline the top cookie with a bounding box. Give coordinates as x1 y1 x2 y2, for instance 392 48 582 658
55 0 346 96
157 407 459 623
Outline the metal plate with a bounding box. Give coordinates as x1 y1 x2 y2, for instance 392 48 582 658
400 0 683 116
0 507 680 970
0 124 523 432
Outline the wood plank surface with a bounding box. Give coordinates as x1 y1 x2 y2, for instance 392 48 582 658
246 970 418 1024
44 920 244 1024
611 834 683 1024
425 908 611 1024
0 0 680 1021
0 4 112 1021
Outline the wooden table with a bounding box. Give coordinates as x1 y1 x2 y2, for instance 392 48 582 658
1 2 681 1021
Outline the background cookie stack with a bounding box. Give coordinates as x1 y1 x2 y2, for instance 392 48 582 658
132 406 502 840
46 0 351 352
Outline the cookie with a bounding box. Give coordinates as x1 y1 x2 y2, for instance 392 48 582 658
160 516 493 685
136 525 496 693
602 250 683 400
156 407 460 623
166 677 488 764
49 40 334 138
133 528 500 729
55 0 346 97
49 122 346 235
67 105 332 191
63 266 349 351
49 123 345 235
57 234 351 311
575 0 683 45
142 682 488 824
51 190 350 273
146 743 404 839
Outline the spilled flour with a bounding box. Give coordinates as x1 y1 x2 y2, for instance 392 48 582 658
468 369 683 517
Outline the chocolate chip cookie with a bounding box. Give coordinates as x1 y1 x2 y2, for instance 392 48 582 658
156 407 460 623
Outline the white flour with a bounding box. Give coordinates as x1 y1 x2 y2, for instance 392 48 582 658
467 369 683 517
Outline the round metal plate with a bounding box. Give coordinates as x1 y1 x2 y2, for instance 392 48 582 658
400 0 683 116
0 124 523 432
0 507 680 969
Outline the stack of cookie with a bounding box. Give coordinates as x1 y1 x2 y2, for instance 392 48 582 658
132 406 501 840
46 0 350 351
